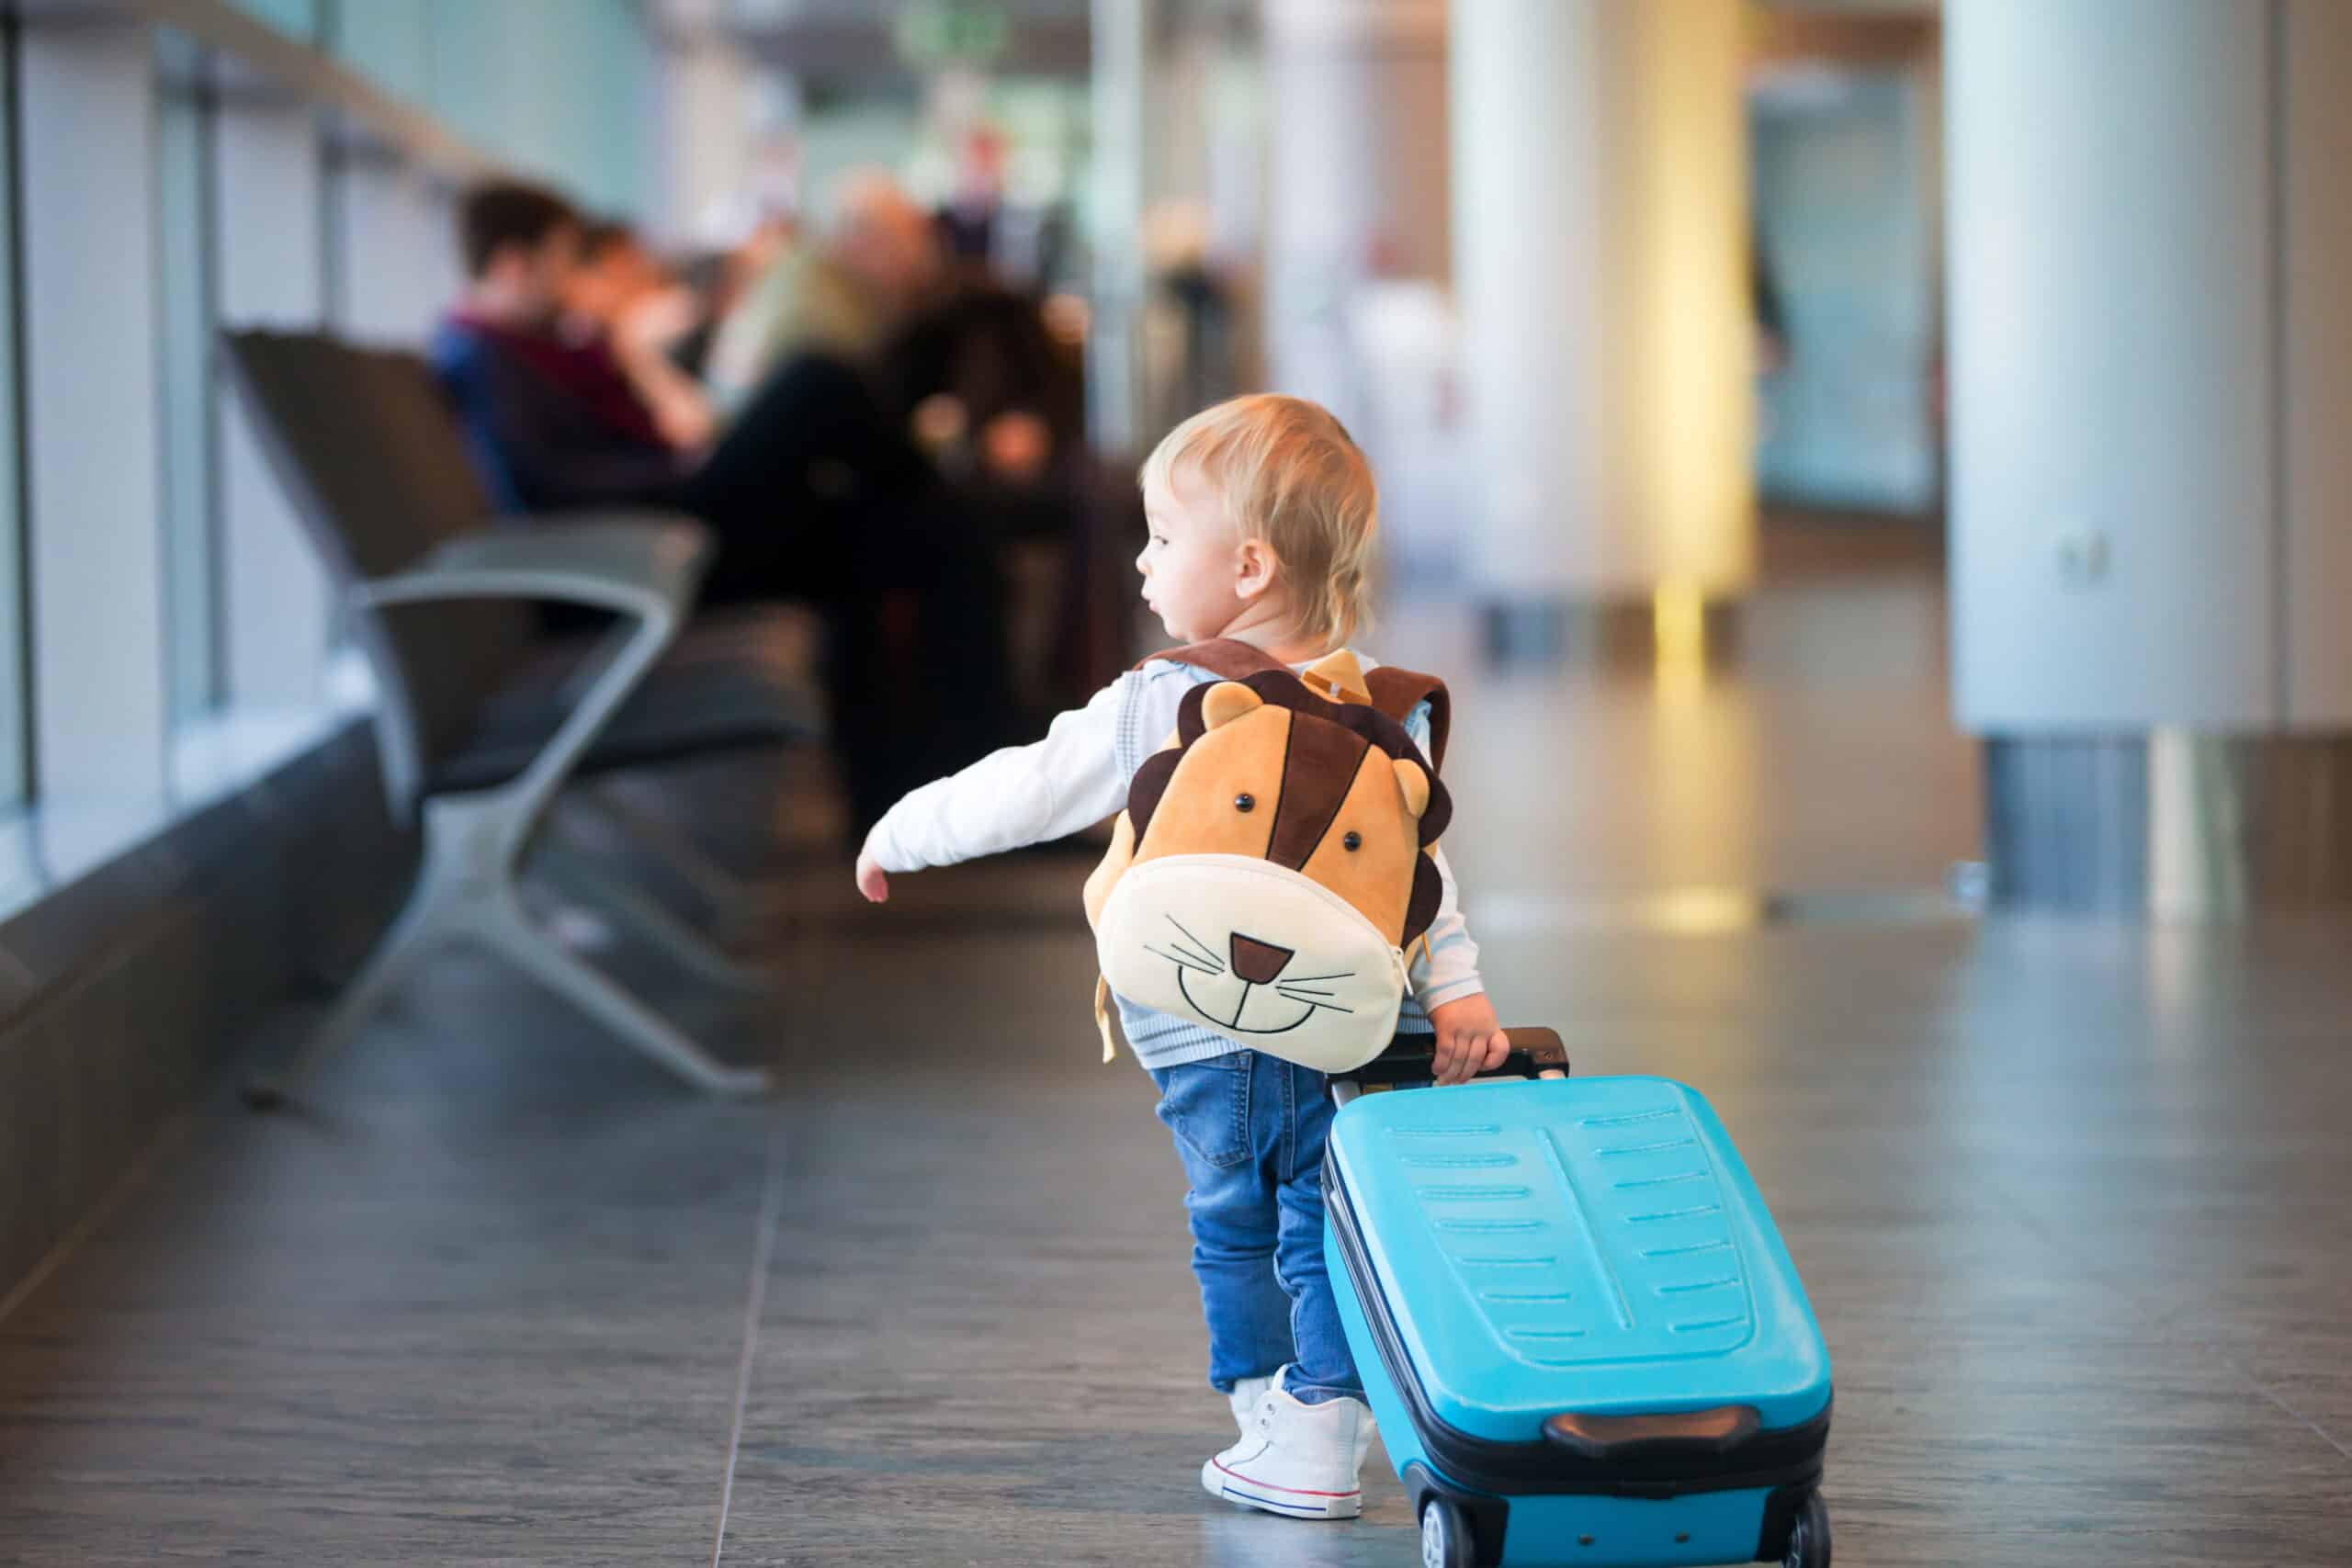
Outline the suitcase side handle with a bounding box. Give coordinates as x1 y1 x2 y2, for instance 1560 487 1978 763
1543 1405 1762 1464
1329 1026 1570 1092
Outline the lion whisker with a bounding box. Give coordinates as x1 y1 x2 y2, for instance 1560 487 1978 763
1163 915 1225 965
1277 993 1355 1014
1148 944 1225 976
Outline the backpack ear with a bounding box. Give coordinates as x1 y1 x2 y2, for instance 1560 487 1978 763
1202 682 1265 731
1392 756 1430 820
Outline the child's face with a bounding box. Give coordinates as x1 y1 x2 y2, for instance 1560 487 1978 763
1136 464 1269 643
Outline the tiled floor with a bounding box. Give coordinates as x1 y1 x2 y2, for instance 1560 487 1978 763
3 536 2347 1564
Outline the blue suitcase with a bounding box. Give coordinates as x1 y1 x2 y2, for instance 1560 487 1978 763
1323 1038 1832 1567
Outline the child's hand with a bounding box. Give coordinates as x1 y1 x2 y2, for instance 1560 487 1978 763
1427 994 1508 1086
855 850 890 903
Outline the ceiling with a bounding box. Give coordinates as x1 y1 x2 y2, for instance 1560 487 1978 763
650 0 1936 87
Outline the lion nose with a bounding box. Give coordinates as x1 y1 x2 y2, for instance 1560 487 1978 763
1228 933 1295 986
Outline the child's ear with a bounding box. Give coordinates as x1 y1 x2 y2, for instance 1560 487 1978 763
1234 536 1281 604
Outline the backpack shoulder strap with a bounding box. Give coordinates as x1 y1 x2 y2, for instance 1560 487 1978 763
1131 638 1293 682
1363 665 1452 773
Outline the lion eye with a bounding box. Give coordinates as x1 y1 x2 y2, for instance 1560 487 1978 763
1342 831 1363 852
1235 794 1256 813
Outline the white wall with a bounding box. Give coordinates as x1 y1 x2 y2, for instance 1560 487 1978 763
334 159 458 347
213 101 334 709
19 24 169 795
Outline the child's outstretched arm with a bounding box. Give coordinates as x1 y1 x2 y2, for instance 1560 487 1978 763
855 677 1133 903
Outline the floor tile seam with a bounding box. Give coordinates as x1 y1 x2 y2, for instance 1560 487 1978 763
711 1111 789 1566
2243 1374 2352 1463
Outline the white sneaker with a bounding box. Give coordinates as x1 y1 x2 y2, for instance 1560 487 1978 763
1227 1375 1275 1435
1201 1367 1374 1520
1227 1373 1376 1440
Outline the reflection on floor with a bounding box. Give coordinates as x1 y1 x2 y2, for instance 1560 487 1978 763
2 525 2347 1565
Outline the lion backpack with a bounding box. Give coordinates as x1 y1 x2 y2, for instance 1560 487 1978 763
1082 640 1453 1074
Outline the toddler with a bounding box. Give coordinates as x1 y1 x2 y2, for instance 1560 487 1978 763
854 394 1503 1518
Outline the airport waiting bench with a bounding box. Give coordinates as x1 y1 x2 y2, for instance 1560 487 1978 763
220 329 820 1099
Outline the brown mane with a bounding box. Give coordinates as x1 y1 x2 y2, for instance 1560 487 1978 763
1121 671 1454 947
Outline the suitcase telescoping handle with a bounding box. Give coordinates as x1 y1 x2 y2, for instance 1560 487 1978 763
1329 1027 1569 1102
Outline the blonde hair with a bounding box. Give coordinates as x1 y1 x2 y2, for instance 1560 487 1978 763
1141 394 1378 650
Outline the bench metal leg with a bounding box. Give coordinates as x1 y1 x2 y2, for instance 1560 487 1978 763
569 782 796 928
248 791 772 1106
530 834 779 995
243 879 455 1107
477 892 773 1099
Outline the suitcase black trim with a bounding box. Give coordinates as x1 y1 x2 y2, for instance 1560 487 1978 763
1327 1152 1832 1501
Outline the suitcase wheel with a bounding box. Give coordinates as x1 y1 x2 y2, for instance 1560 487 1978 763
1419 1497 1476 1568
1781 1491 1832 1568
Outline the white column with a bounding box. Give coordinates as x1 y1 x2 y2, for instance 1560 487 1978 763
1950 0 2352 913
1944 0 2350 730
1261 0 1449 438
1450 0 1753 604
18 22 169 797
1948 0 2272 729
213 100 334 708
1088 0 1148 453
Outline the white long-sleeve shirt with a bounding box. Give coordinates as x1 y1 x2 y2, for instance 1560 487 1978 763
863 650 1487 1070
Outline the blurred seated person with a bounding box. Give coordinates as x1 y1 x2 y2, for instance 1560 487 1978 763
432 178 945 580
701 174 938 412
668 211 796 382
430 178 1002 832
870 262 1102 720
884 278 1082 528
563 219 718 453
432 186 684 514
882 263 1139 725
